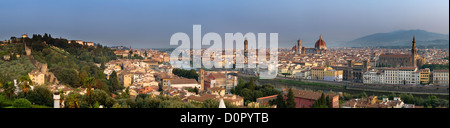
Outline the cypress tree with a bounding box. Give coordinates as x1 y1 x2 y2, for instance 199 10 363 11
325 95 331 108
247 77 256 91
109 71 121 92
275 94 286 108
286 88 296 108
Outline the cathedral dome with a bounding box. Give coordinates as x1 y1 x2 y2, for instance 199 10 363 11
314 35 327 50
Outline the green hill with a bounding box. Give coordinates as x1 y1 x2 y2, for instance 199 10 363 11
1 33 117 91
346 29 449 48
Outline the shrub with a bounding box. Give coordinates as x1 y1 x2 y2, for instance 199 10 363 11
13 98 32 108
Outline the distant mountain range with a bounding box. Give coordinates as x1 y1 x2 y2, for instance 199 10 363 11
344 29 449 48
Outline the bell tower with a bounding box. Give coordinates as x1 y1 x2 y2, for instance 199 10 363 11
412 36 417 67
199 69 205 91
297 40 302 55
244 39 248 64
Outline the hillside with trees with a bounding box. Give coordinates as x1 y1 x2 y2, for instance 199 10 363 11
0 33 120 108
21 34 117 91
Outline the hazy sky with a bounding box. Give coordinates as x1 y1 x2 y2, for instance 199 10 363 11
0 0 448 48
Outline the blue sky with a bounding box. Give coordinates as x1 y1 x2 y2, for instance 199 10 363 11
0 0 448 48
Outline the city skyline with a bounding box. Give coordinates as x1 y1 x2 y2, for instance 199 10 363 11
0 0 448 48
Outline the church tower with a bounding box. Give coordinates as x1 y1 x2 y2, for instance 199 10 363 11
412 36 417 67
297 40 302 55
244 39 248 64
244 39 248 57
199 69 205 91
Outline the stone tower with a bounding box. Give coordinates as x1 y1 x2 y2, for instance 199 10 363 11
297 40 302 55
244 39 248 64
199 69 205 91
363 60 369 71
301 47 305 54
411 36 417 67
244 39 248 57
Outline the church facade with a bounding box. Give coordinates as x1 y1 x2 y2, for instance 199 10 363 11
376 37 426 68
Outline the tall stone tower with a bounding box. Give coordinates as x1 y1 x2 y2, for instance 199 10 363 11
301 47 305 54
363 60 370 71
297 40 302 55
411 36 417 67
244 39 248 64
244 39 248 57
199 69 205 91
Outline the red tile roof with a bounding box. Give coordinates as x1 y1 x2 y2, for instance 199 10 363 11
290 89 338 100
257 95 278 100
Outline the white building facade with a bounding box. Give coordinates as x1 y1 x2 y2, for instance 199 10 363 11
363 67 420 85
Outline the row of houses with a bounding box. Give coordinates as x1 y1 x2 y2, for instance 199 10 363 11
279 65 344 82
279 60 448 86
363 67 448 86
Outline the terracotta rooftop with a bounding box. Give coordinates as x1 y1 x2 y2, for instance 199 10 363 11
289 89 338 100
208 87 225 92
209 73 227 79
170 78 198 85
433 69 449 72
257 95 278 100
398 67 417 70
311 67 326 70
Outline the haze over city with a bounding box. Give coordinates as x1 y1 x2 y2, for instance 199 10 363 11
0 0 448 48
